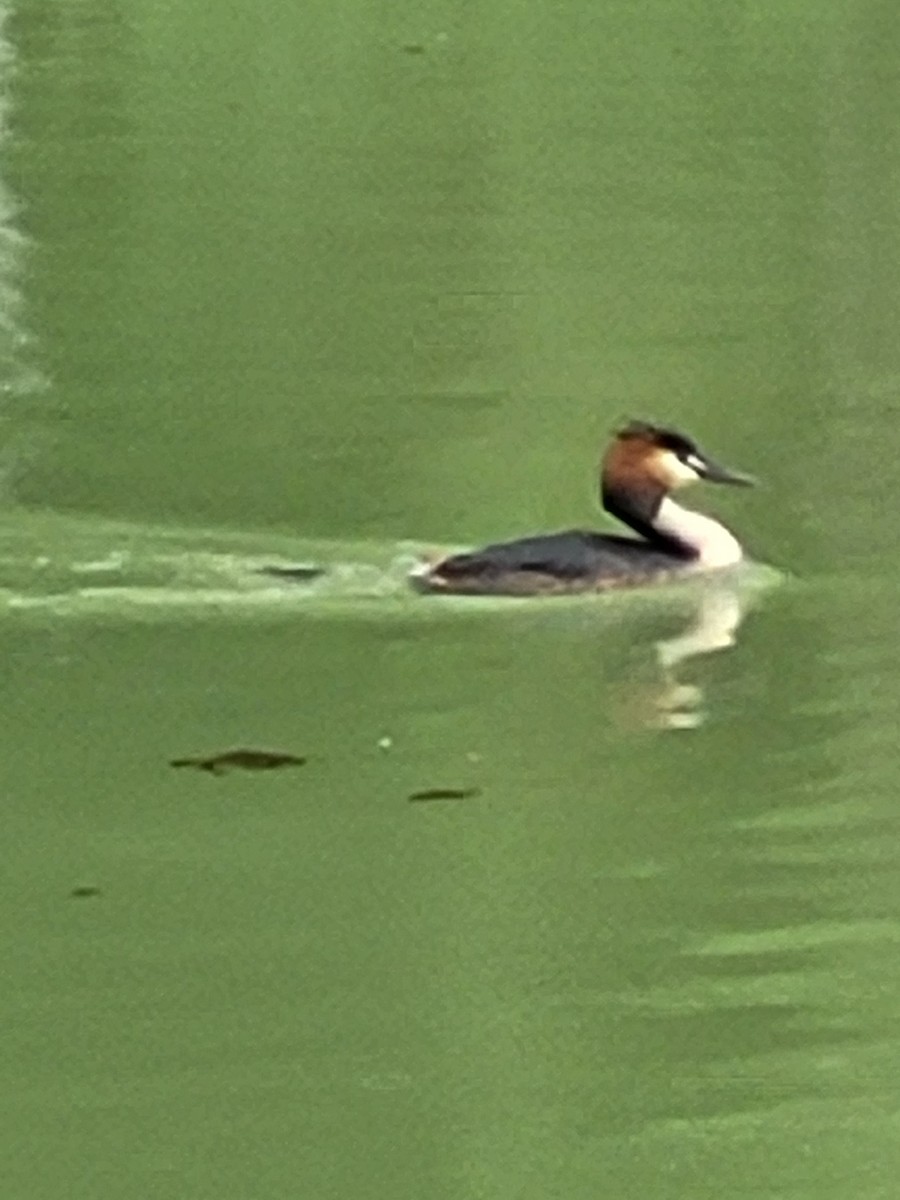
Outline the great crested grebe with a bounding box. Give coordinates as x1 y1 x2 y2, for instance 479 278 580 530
413 421 754 596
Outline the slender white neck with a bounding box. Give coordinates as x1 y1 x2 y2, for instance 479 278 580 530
653 497 744 568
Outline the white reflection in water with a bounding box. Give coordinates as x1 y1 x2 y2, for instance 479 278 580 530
620 575 762 732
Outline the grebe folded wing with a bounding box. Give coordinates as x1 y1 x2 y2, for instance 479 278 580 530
428 529 693 592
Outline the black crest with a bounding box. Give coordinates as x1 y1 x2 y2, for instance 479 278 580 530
618 419 699 461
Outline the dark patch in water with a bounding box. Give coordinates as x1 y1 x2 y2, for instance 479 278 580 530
408 787 480 803
170 749 307 775
70 885 102 899
257 565 325 583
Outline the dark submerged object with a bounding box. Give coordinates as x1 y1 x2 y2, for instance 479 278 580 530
70 885 102 899
257 565 325 583
170 749 307 775
408 787 481 802
413 420 753 596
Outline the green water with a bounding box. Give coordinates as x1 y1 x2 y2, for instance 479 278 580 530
4 2 900 1198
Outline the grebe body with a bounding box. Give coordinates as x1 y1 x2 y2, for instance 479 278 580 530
414 422 753 596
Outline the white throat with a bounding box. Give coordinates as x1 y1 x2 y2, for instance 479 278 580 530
654 496 744 568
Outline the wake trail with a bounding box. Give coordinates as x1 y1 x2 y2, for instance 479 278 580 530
0 509 442 622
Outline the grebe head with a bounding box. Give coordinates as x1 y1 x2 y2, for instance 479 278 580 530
602 420 754 493
602 421 753 568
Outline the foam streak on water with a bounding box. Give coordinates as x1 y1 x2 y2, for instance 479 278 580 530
0 2 49 500
0 510 434 621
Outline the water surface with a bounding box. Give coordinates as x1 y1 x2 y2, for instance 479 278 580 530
4 2 900 1198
